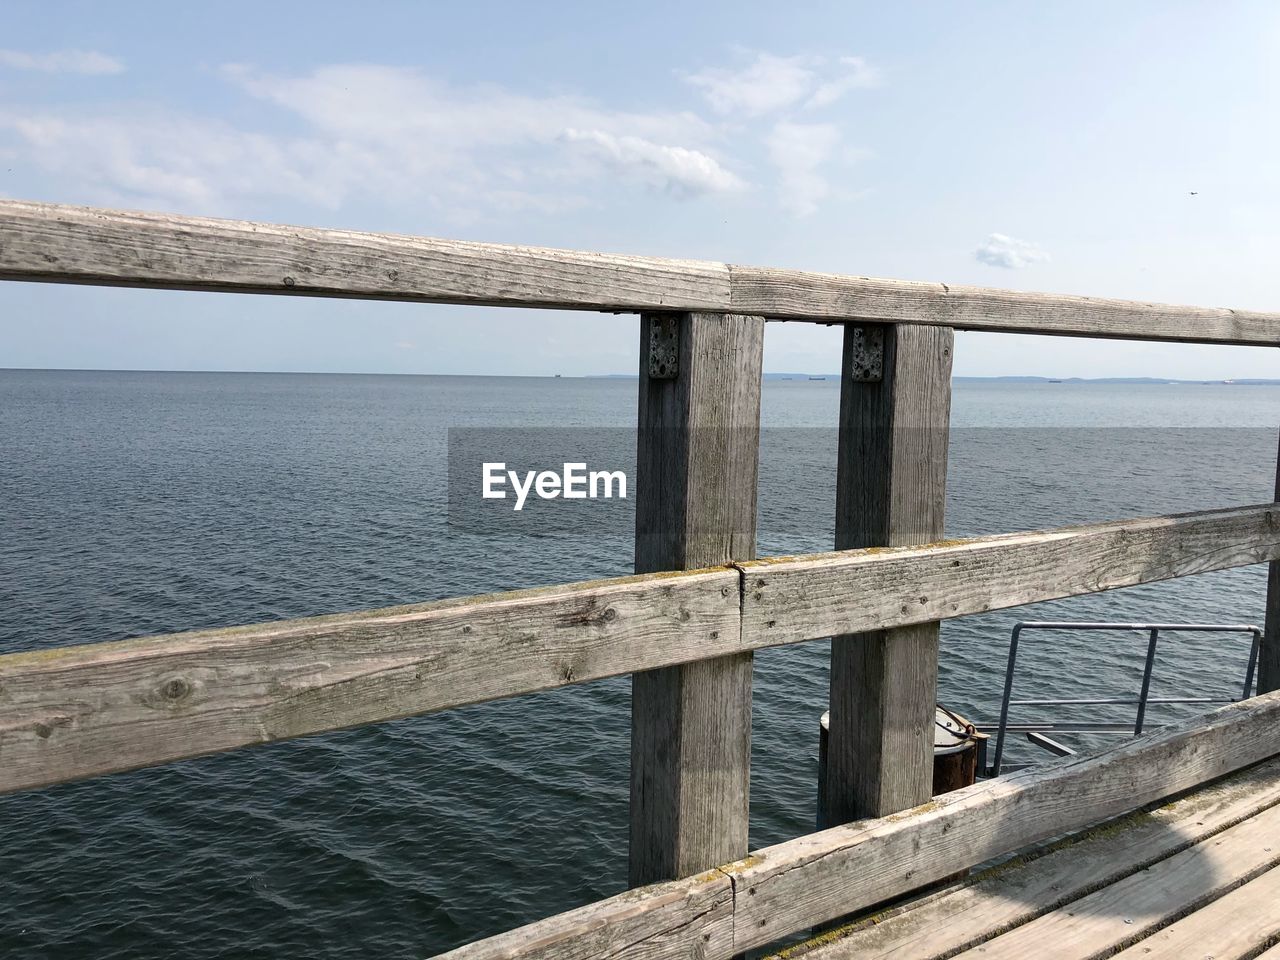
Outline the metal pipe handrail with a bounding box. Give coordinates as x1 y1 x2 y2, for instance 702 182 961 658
1009 697 1229 706
985 621 1262 776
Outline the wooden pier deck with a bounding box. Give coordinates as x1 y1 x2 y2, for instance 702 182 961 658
775 756 1280 960
0 199 1277 957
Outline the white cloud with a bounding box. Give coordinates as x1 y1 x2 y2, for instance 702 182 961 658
231 64 737 202
767 121 841 216
685 52 881 116
685 53 817 116
0 63 742 215
806 57 882 108
0 49 123 75
224 64 714 155
974 233 1051 269
0 108 350 211
0 53 881 220
561 129 744 197
681 50 882 214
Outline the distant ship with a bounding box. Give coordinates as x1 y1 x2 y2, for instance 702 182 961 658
808 376 826 381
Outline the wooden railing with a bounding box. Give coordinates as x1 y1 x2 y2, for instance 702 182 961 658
2 201 1277 343
1 199 1278 958
3 504 1276 797
444 693 1280 960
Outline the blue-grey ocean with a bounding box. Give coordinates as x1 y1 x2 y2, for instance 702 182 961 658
0 369 1276 958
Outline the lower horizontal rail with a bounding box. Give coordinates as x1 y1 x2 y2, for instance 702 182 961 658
1017 621 1262 631
440 691 1280 959
1009 697 1232 705
0 502 1276 796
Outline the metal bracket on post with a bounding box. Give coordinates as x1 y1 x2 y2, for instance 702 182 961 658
847 325 884 382
648 314 680 379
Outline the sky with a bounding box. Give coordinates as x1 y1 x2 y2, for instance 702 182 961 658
0 0 1277 379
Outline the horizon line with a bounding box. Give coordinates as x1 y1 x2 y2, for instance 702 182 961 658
1 366 1276 384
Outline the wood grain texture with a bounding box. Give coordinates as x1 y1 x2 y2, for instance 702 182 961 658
948 802 1280 959
0 568 740 796
0 200 729 311
824 324 953 824
433 694 1280 960
4 200 1280 344
784 756 1280 959
3 504 1276 798
729 264 1280 344
633 313 764 569
730 691 1280 954
630 312 765 886
1262 429 1280 693
834 325 953 552
436 869 735 960
1107 869 1280 959
741 503 1280 649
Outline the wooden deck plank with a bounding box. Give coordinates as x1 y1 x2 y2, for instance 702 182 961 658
780 757 1280 959
947 801 1280 959
1110 866 1280 960
4 200 1280 343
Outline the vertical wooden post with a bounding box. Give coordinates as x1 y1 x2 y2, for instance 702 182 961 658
1261 429 1280 694
629 311 764 886
820 323 953 825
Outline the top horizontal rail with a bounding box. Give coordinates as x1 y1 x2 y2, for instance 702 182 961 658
1 200 1278 345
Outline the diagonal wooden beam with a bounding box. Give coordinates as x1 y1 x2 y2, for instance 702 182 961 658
437 692 1280 959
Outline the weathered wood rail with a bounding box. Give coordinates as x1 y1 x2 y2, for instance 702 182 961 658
3 200 1279 343
3 504 1275 797
439 693 1280 960
0 199 1277 958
